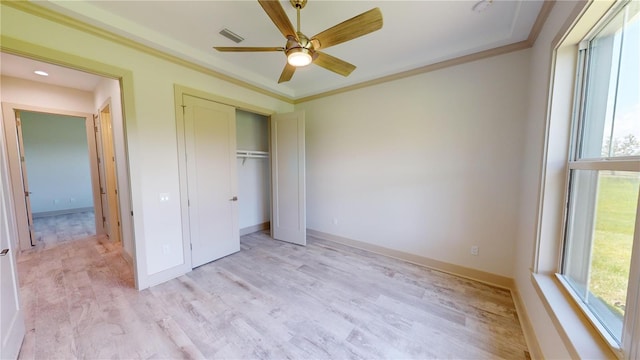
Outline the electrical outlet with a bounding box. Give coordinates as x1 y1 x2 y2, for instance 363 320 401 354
471 245 479 256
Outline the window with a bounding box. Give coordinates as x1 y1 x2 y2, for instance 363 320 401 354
560 0 640 355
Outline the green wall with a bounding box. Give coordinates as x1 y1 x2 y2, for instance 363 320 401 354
20 111 93 215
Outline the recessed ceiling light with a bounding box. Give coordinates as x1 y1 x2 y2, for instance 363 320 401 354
34 70 49 76
472 0 493 13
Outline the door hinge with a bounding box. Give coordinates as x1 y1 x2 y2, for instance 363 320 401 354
16 120 21 126
188 199 190 207
20 156 25 162
94 126 98 133
117 221 120 227
115 189 118 195
24 191 30 197
190 243 192 250
130 211 134 216
98 157 101 164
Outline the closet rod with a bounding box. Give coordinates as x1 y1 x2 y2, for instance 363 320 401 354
237 150 269 165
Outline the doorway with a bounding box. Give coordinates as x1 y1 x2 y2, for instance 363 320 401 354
16 110 101 247
175 85 307 272
236 109 271 236
95 102 122 244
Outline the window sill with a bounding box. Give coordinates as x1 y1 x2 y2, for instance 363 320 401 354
531 273 619 359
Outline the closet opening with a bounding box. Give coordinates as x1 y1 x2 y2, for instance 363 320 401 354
236 109 270 236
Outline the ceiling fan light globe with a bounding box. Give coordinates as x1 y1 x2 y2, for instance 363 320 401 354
287 48 312 67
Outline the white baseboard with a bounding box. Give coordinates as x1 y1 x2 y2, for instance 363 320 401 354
32 206 93 218
512 285 544 359
240 222 270 236
307 229 543 352
121 248 134 266
306 229 543 357
307 228 514 289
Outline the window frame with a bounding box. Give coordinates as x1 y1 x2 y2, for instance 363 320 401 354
557 0 640 357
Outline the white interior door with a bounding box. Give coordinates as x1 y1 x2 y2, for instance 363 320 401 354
184 95 239 268
1 128 26 360
271 111 306 245
14 112 35 246
100 105 121 243
93 114 109 235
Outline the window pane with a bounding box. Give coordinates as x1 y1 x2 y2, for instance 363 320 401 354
563 170 639 344
579 3 640 159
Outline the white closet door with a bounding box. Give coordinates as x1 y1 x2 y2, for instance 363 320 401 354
184 95 239 268
271 111 306 245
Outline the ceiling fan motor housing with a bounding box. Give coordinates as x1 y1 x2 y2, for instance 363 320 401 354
214 0 383 82
290 0 307 9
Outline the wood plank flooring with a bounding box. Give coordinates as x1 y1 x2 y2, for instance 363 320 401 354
17 231 529 359
31 211 96 248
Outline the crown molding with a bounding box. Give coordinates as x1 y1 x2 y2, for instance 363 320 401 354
3 0 556 105
295 0 556 104
2 0 295 104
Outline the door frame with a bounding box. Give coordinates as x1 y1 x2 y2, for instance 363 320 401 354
1 104 104 250
174 85 279 271
1 42 141 288
97 99 122 243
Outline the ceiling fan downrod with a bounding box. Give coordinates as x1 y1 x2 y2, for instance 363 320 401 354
290 0 306 35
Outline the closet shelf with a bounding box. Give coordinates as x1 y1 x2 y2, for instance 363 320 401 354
237 150 269 165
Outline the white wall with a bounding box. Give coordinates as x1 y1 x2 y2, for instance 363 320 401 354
1 3 294 287
1 76 94 113
0 1 589 355
236 110 270 230
296 49 530 278
20 112 93 214
513 1 580 358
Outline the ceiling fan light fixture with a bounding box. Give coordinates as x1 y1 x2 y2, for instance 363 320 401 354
287 47 312 67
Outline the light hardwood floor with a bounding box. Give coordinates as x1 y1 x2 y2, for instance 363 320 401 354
17 231 529 359
31 211 96 248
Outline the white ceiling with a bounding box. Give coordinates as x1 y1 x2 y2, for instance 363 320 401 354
0 52 104 92
7 0 544 98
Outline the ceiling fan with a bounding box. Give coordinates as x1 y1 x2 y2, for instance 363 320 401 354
214 0 383 83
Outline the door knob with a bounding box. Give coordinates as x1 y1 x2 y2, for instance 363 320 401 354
229 196 238 201
1 248 9 256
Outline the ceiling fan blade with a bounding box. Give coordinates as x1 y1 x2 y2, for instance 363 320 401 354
214 47 284 52
258 0 297 40
278 63 296 83
311 8 383 50
314 52 356 77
